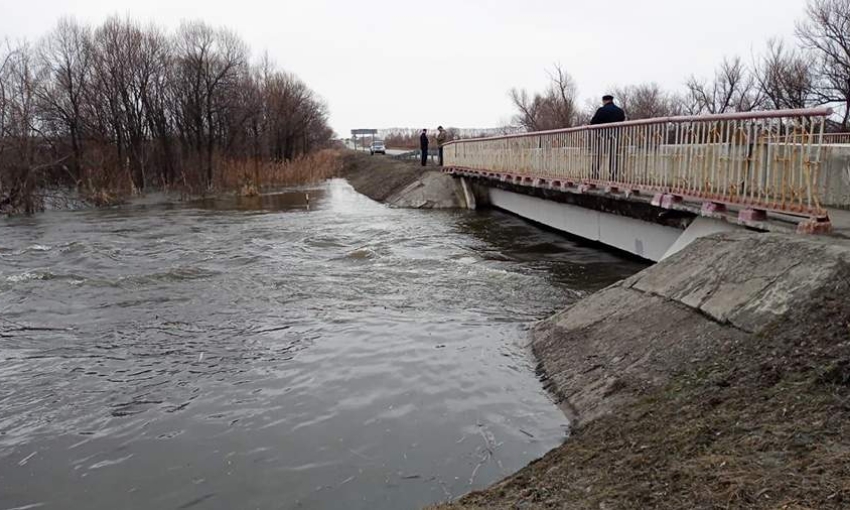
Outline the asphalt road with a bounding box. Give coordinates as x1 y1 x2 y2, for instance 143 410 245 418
350 146 409 156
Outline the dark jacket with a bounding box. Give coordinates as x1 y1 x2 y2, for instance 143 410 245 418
590 103 626 125
420 132 429 150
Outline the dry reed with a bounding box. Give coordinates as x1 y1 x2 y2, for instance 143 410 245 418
215 149 344 192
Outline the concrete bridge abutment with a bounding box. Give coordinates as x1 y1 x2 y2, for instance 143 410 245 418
458 176 752 262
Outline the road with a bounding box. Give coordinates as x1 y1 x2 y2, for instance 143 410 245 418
344 139 411 156
349 146 410 156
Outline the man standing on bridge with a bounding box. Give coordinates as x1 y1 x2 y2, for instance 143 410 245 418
590 95 625 125
436 126 447 167
590 95 626 181
420 129 429 167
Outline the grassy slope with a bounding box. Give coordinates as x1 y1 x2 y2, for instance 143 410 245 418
340 151 432 202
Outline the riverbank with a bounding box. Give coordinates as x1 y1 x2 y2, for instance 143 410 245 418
432 232 850 509
3 150 462 216
341 151 469 208
1 150 344 216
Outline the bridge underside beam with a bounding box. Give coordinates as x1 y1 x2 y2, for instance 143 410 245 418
484 187 741 261
488 187 681 260
446 168 832 236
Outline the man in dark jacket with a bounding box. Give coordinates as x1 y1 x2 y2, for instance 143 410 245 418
590 95 625 180
590 95 625 125
419 129 429 166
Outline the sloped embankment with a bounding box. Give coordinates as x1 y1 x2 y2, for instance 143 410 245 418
434 232 850 509
341 152 468 208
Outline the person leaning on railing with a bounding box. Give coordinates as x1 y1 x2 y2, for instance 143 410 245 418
590 95 626 181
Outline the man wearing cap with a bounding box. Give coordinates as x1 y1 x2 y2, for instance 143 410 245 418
590 95 626 125
590 95 626 180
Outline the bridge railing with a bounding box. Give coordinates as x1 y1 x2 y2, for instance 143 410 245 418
390 148 440 162
776 132 850 144
822 132 850 145
444 108 832 217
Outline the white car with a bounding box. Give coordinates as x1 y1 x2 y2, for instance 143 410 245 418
370 141 386 155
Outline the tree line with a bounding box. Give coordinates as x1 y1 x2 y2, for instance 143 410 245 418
510 0 850 132
380 128 465 150
0 17 333 213
380 127 522 149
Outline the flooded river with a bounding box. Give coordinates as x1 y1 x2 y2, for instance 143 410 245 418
0 179 644 510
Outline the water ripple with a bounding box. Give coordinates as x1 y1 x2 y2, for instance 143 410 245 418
0 180 645 510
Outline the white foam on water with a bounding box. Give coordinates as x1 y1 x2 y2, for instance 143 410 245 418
88 454 134 470
4 272 45 283
4 503 46 510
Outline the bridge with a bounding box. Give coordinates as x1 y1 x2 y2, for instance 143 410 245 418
442 107 850 261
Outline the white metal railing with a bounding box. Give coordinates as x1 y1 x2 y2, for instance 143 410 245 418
776 132 850 144
822 132 850 145
444 108 832 216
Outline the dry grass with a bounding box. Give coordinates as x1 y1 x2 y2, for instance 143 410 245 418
81 188 125 207
215 149 344 192
238 182 260 197
71 149 345 208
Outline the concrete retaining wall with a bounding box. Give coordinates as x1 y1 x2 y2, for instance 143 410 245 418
531 231 850 425
820 145 850 209
385 171 469 209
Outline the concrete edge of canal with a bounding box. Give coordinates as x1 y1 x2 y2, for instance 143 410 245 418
341 151 470 209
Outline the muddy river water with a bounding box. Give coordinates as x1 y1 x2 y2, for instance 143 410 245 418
0 179 644 510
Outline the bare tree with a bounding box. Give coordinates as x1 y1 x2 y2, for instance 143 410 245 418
0 43 12 161
89 17 139 188
754 39 819 111
138 26 176 186
510 64 580 131
797 0 850 128
543 64 580 128
611 83 682 119
173 21 249 186
685 56 763 114
37 17 92 181
508 87 542 131
0 40 47 212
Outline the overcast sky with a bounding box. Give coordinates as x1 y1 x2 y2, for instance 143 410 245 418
1 0 809 136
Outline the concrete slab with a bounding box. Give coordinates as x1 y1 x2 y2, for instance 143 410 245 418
385 171 467 209
661 217 743 260
627 232 850 333
827 207 850 238
487 188 682 261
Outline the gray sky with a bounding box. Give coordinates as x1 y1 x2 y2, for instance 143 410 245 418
1 0 808 136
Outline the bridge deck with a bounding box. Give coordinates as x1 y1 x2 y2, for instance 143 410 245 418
444 108 841 234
